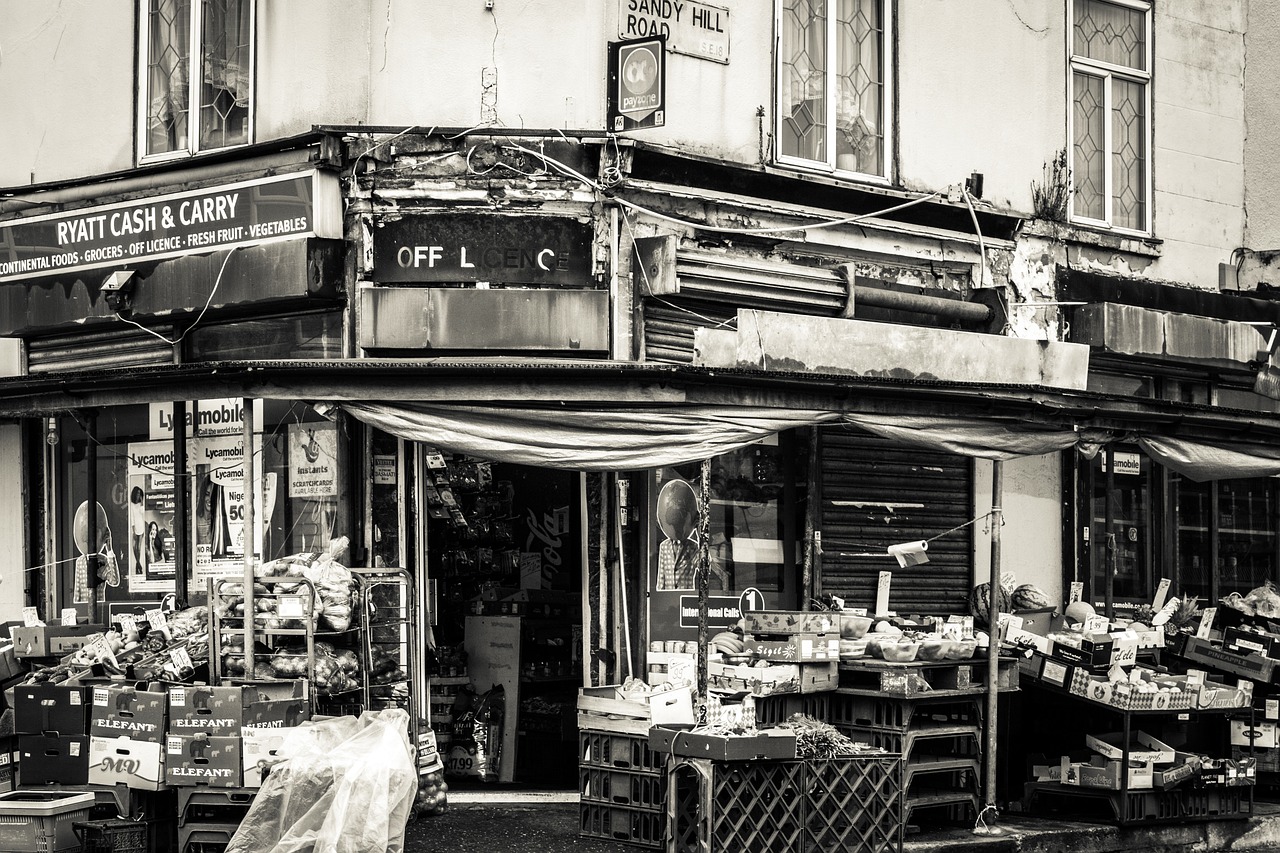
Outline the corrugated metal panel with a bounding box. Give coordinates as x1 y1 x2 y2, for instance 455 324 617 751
674 250 848 313
817 426 973 615
27 327 176 374
642 301 737 364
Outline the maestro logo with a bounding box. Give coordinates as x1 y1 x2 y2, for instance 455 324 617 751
609 36 666 130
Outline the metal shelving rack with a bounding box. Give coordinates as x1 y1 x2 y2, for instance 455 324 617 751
354 567 419 749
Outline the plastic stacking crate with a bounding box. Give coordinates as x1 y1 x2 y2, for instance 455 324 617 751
579 801 665 849
579 730 666 775
73 818 153 853
0 790 95 852
580 766 667 810
177 788 256 827
179 820 241 853
754 693 833 727
668 755 903 853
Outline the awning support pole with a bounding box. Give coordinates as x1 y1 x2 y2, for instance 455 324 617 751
242 399 256 678
697 458 711 706
984 459 1003 819
173 401 189 609
86 410 99 625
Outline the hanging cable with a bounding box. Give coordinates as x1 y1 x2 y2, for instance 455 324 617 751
114 246 240 346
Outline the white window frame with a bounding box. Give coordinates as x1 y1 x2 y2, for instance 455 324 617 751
136 0 256 164
1067 0 1152 235
773 0 893 184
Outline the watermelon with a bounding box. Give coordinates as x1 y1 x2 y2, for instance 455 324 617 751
969 582 1012 626
1011 583 1054 611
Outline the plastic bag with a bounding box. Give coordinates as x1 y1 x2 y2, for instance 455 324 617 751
226 708 417 853
1246 582 1280 618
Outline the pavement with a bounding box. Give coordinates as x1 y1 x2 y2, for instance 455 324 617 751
402 792 1280 853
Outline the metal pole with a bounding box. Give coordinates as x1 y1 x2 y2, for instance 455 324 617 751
85 411 98 625
1105 447 1116 620
172 401 189 609
242 400 256 678
697 459 711 705
984 459 1003 816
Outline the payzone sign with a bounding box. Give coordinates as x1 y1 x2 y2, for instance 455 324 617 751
608 36 666 131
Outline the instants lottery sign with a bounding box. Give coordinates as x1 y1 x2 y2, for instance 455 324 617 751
0 170 341 282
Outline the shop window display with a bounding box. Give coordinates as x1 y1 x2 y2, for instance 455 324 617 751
51 400 351 618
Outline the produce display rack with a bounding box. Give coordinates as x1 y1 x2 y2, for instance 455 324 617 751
837 656 1020 697
1017 678 1255 825
665 755 904 853
209 576 320 695
353 568 418 741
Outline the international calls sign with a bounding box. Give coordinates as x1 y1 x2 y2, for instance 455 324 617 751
608 36 666 131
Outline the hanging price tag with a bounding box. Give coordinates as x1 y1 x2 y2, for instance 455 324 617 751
278 596 305 619
60 608 78 626
1267 699 1279 721
1152 578 1172 611
170 646 194 672
146 608 169 634
874 571 893 617
21 607 40 627
425 452 448 470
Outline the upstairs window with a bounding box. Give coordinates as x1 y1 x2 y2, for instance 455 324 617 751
140 0 253 161
1070 0 1151 232
777 0 890 180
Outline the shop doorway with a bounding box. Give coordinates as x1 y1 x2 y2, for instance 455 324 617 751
415 450 586 789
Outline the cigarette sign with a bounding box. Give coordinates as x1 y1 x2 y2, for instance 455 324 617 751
608 36 666 131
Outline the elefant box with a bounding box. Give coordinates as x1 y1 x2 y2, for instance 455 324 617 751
242 681 311 729
13 684 88 735
17 734 89 786
9 625 104 658
88 736 166 791
167 685 246 736
90 683 167 743
164 734 242 787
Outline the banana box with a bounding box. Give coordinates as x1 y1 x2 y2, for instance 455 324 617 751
744 634 839 662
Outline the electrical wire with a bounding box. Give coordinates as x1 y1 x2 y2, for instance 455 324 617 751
500 141 949 237
114 246 240 346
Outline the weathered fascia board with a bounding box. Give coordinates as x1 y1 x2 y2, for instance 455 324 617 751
1071 302 1266 371
694 310 1090 391
621 178 1014 260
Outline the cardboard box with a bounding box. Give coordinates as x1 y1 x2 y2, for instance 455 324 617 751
10 625 104 657
648 725 797 760
1077 757 1154 791
88 736 166 791
0 737 14 794
1230 719 1279 749
242 726 309 788
0 646 23 683
90 683 167 743
743 611 839 636
706 661 837 696
13 684 88 735
167 685 246 735
1012 608 1058 637
1224 626 1280 659
1049 632 1137 670
1154 759 1200 790
744 634 839 662
1085 731 1172 765
242 681 311 729
17 734 89 785
164 734 242 787
1172 635 1278 682
647 685 694 726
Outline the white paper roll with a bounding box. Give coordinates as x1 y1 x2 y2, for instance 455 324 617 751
887 540 930 568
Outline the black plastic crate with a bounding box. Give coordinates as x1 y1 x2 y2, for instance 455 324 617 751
179 821 240 853
579 801 665 849
829 695 982 731
74 819 148 853
579 730 665 775
754 693 832 727
178 788 255 827
580 766 667 810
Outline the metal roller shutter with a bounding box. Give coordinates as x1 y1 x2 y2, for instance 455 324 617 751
27 327 177 374
817 425 974 615
642 300 737 364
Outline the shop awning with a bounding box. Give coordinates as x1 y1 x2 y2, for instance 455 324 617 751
3 357 1280 479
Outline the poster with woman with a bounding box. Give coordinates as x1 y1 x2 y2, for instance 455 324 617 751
126 441 178 593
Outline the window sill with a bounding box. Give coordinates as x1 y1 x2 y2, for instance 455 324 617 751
1021 218 1162 259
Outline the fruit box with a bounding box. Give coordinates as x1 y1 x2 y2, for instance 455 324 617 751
1085 731 1174 765
1224 626 1280 659
742 611 839 636
90 683 167 743
10 625 105 658
1077 756 1154 791
1172 635 1278 682
744 634 839 663
647 725 797 760
706 661 838 696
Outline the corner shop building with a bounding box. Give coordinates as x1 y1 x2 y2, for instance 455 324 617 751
5 130 1280 785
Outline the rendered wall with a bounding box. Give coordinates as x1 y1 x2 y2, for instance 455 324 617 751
0 424 25 623
973 455 1064 609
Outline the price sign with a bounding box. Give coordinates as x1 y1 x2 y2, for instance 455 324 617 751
60 608 78 626
1152 578 1172 610
116 613 137 636
146 608 169 633
170 646 194 672
1083 614 1109 634
1266 699 1279 721
425 452 448 470
21 607 40 627
278 596 305 619
83 635 116 666
874 571 892 617
1068 582 1083 604
1196 608 1217 639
